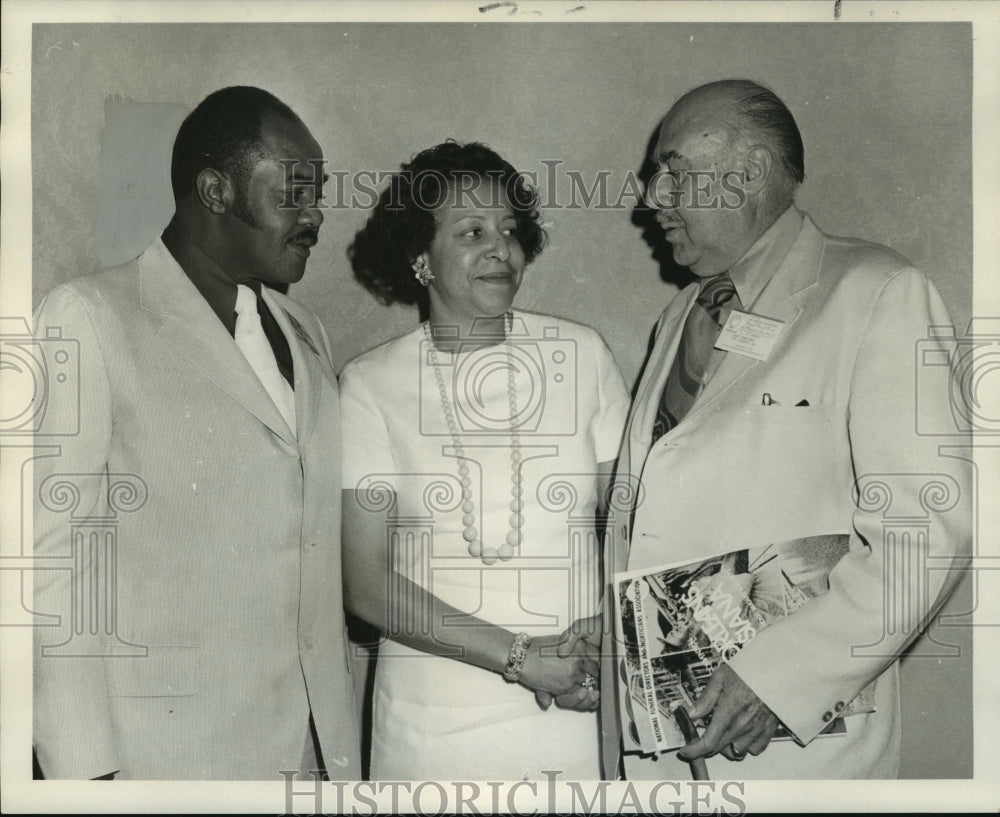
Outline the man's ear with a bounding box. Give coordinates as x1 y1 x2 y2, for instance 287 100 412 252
195 167 234 215
742 146 773 197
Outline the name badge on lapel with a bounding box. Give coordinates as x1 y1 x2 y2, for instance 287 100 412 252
715 310 784 361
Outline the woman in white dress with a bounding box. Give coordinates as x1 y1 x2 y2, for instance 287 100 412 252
341 141 630 780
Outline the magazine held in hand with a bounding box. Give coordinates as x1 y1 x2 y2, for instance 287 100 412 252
613 534 876 754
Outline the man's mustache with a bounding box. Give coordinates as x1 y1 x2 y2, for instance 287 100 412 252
289 228 319 246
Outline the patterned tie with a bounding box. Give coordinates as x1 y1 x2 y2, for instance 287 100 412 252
651 272 739 442
234 284 297 437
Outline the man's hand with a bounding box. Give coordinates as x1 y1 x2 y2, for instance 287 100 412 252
555 613 602 661
534 614 603 712
678 663 779 761
535 685 599 712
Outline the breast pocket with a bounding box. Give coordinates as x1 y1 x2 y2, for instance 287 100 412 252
738 403 847 533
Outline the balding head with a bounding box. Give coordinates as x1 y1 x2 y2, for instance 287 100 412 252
648 80 804 276
668 80 804 210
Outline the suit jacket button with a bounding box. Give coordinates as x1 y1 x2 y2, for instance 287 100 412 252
834 701 845 712
822 711 833 722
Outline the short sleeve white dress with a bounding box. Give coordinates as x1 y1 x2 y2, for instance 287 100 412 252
340 310 630 781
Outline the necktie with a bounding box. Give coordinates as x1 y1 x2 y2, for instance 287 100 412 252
234 284 296 437
651 272 739 442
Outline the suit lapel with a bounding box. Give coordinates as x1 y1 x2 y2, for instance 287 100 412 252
680 215 826 419
608 286 698 570
138 238 296 445
262 288 332 447
627 285 699 451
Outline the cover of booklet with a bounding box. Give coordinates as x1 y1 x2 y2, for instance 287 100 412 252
614 534 876 754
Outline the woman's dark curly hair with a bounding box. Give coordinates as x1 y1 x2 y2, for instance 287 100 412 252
348 141 546 306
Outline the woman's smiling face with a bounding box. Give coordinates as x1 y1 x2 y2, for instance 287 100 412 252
419 177 526 327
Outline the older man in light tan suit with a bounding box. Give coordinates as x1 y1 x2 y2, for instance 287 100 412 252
594 80 972 779
32 86 361 780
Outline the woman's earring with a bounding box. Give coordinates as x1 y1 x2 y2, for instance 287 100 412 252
412 259 435 287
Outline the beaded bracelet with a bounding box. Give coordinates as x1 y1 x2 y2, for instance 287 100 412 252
503 632 532 683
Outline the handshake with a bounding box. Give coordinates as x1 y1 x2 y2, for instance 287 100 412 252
522 614 603 713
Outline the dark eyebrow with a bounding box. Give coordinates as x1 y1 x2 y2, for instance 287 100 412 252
291 170 330 184
453 211 517 221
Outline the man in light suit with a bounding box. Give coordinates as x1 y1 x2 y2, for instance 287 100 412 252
597 79 972 779
32 86 361 780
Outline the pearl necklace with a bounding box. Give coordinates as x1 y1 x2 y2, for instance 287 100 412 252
424 317 523 565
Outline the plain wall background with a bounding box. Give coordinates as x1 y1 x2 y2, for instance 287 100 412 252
31 21 973 778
